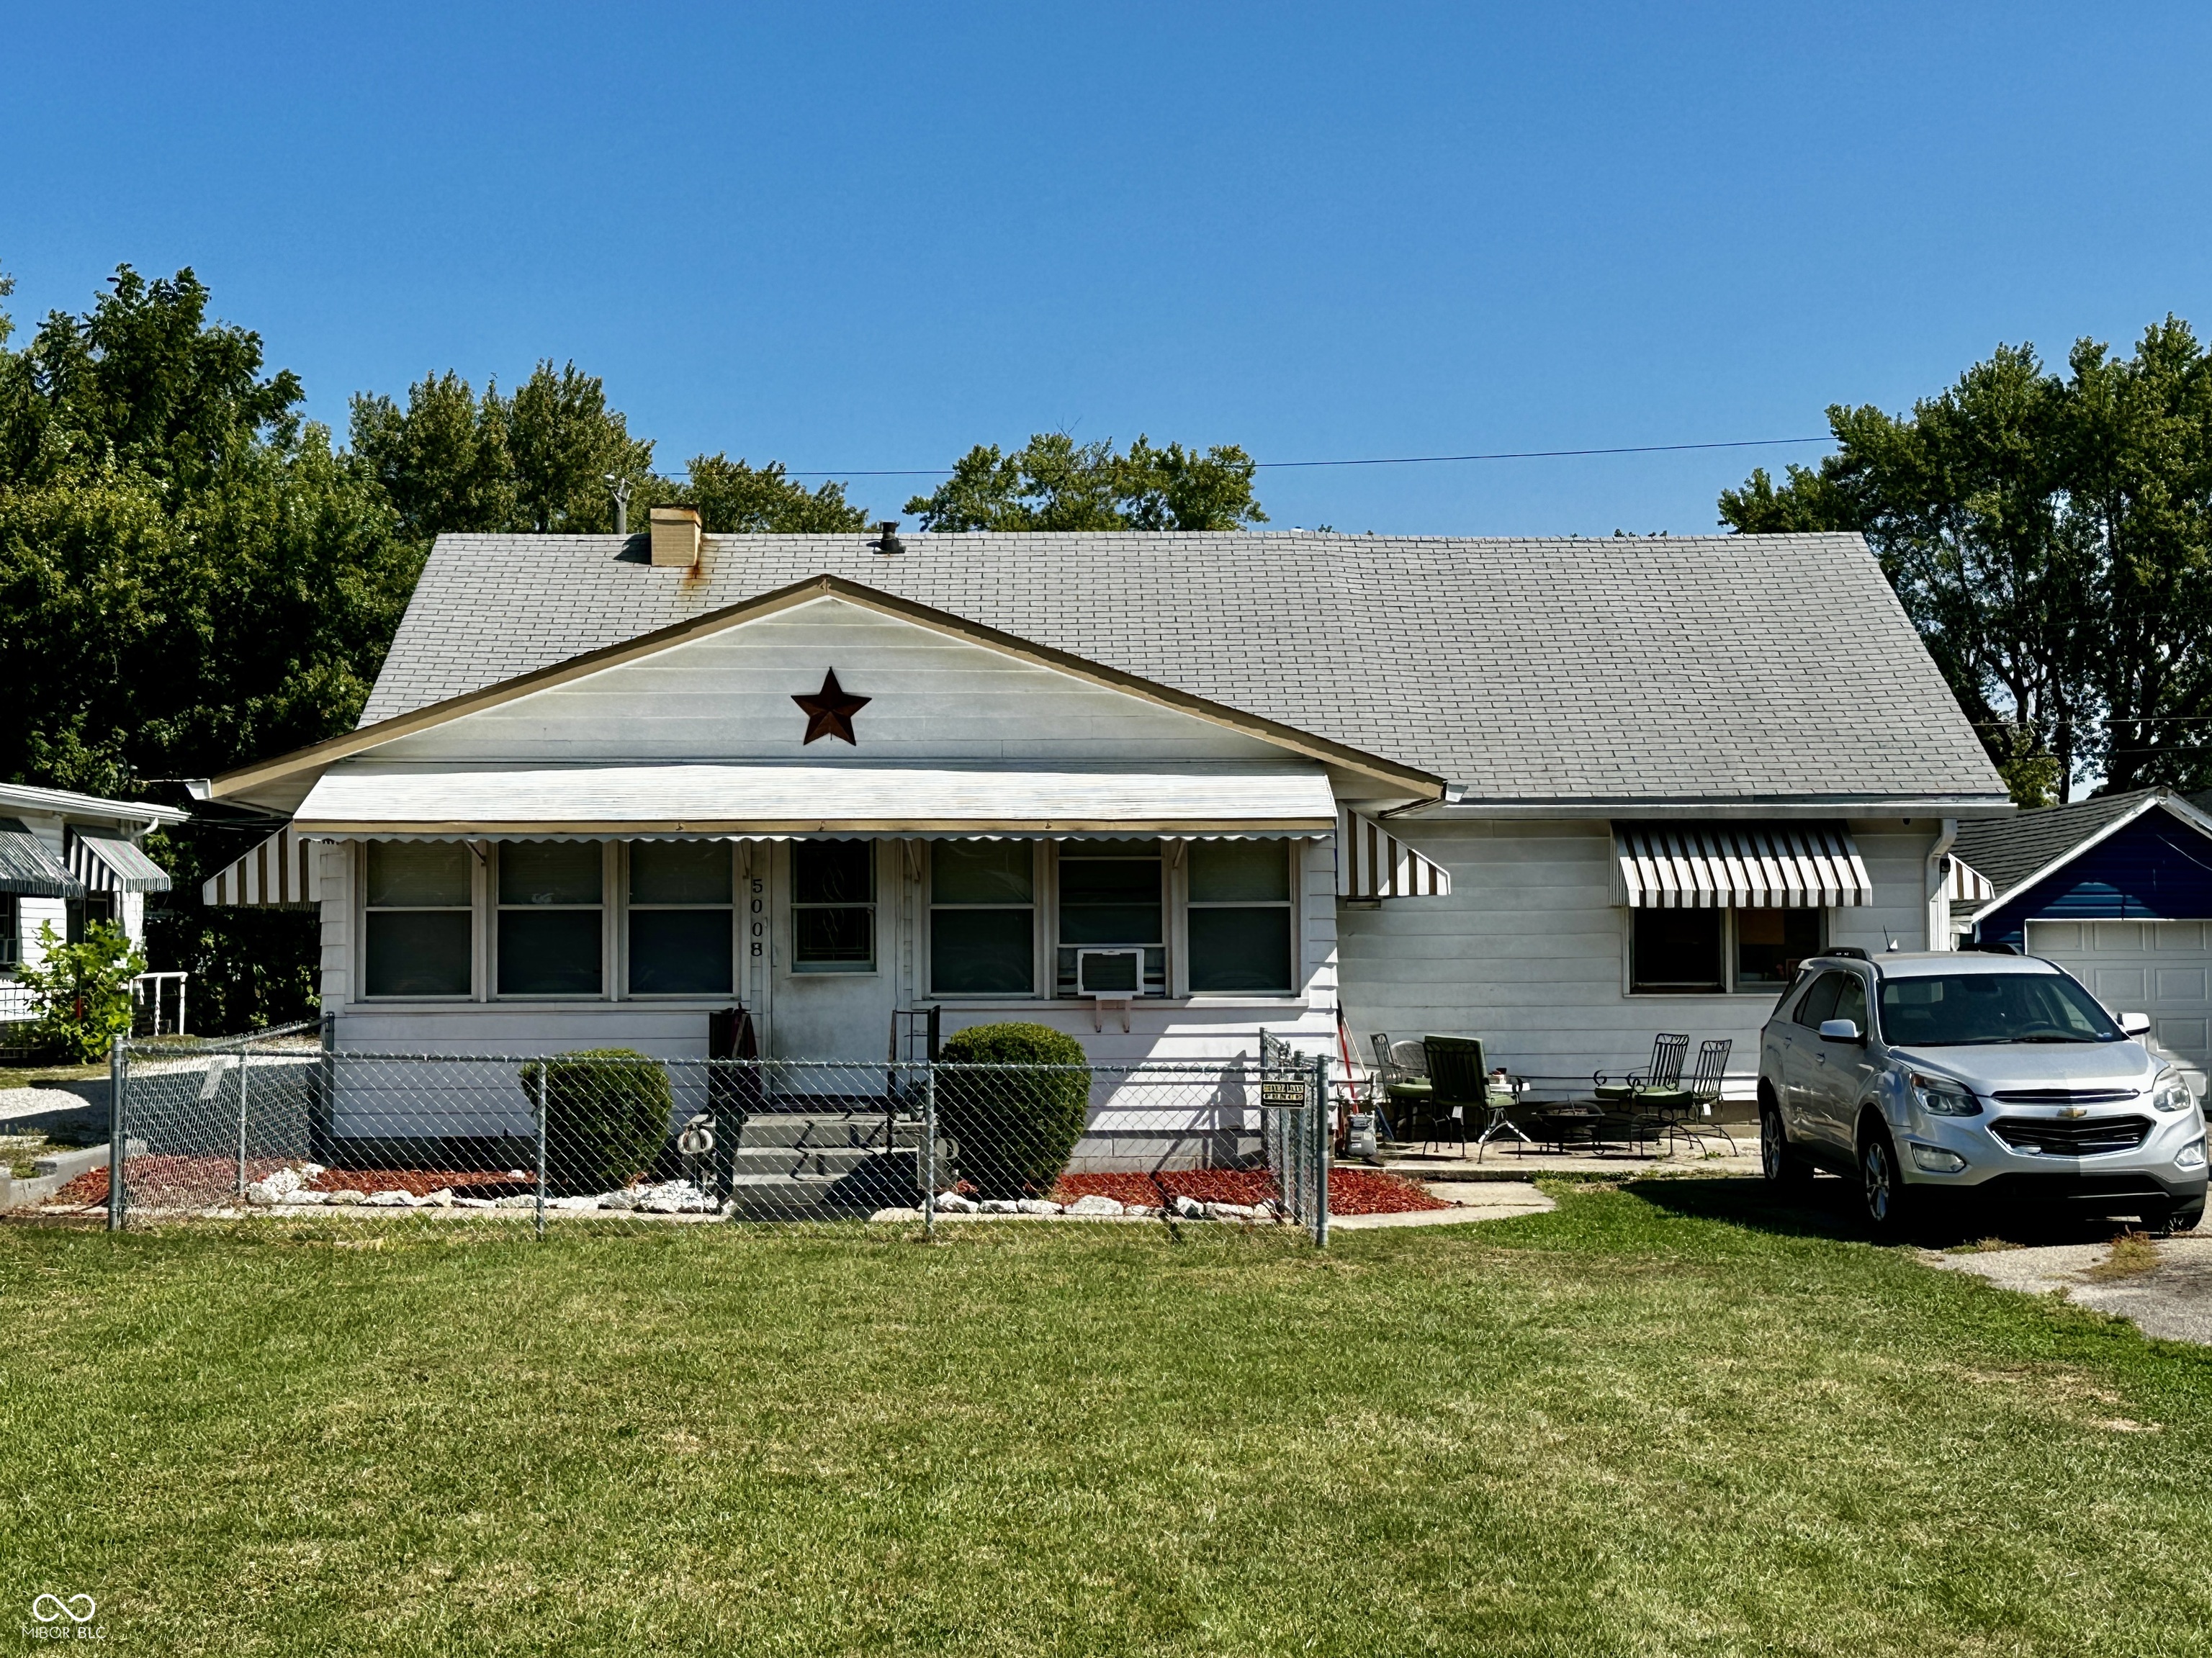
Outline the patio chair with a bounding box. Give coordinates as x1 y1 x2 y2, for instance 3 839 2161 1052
1424 1035 1532 1160
1593 1032 1689 1105
1628 1038 1735 1154
1371 1035 1430 1142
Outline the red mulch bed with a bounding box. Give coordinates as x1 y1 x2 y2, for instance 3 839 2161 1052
42 1158 534 1209
305 1168 531 1199
1053 1167 1445 1215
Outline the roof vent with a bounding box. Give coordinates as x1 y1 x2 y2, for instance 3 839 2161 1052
649 505 702 569
871 520 904 556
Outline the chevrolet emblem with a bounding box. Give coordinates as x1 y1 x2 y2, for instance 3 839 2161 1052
2058 1106 2089 1119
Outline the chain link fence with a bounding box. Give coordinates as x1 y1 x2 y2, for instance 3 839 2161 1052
72 1029 1331 1243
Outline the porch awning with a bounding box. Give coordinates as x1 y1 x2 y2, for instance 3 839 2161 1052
0 818 84 899
1613 821 1872 909
1943 855 1995 903
1337 808 1452 898
289 762 1340 839
202 826 323 907
67 828 171 894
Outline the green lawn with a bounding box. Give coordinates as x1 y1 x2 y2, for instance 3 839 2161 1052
4 1184 2208 1657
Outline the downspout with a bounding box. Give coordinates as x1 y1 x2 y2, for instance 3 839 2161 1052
1925 818 1959 952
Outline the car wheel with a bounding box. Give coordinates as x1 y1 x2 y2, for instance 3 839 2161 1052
1760 1102 1812 1186
2171 1203 2204 1233
1858 1123 1913 1238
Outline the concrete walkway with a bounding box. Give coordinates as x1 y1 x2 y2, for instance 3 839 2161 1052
1329 1180 1554 1230
1376 1132 1762 1183
1926 1233 2212 1346
0 1081 108 1144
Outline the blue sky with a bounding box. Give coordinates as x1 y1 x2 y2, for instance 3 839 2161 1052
5 1 2208 534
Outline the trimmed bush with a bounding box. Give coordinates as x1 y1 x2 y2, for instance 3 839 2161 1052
937 1022 1092 1199
519 1048 672 1196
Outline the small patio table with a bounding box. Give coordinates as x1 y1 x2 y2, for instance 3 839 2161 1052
1530 1101 1606 1154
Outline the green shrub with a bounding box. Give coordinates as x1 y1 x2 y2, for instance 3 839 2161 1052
937 1022 1092 1199
519 1048 672 1196
17 921 144 1063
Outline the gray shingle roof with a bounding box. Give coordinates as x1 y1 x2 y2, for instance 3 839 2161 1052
1951 788 2165 904
359 531 2007 806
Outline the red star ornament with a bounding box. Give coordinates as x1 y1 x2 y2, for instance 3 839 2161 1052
792 668 871 745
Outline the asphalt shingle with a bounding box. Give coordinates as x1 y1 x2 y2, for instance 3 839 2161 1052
359 530 2005 806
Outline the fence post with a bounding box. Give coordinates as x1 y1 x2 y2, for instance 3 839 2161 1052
1311 1051 1330 1249
534 1063 549 1240
107 1033 127 1232
235 1050 250 1197
922 1063 936 1240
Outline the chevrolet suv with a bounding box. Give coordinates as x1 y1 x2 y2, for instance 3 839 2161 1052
1758 950 2208 1235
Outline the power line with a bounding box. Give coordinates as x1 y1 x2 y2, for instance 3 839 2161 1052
704 433 1834 481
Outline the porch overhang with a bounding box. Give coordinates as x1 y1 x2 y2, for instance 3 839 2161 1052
289 762 1340 840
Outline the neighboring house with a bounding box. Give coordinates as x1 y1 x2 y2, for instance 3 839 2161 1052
198 523 2010 1098
0 783 187 1024
1952 788 2212 1082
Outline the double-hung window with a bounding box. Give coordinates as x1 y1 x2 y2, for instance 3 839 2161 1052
1056 840 1164 996
793 840 875 973
930 842 1035 994
364 841 473 997
0 893 18 972
1630 906 1824 994
627 842 733 996
498 842 604 996
1187 841 1294 994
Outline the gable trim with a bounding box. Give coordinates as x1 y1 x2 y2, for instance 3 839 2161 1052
208 575 1444 807
1964 792 2212 926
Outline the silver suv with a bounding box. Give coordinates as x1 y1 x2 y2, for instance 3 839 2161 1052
1758 949 2208 1235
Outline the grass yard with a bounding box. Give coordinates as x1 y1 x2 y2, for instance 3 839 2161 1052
4 1182 2210 1657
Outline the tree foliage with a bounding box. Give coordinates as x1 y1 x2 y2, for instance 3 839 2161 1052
904 433 1267 531
1721 320 2212 803
16 919 145 1062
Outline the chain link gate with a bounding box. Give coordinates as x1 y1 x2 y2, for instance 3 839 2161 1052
86 1031 1334 1245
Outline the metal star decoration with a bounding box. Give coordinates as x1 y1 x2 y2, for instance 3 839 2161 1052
792 668 870 745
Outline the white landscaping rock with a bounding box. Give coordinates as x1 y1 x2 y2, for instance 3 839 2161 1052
933 1192 981 1215
1065 1194 1125 1217
1124 1203 1161 1219
1015 1198 1063 1216
598 1188 642 1210
324 1189 367 1206
243 1179 286 1207
1203 1202 1261 1222
364 1189 415 1207
495 1194 536 1209
1170 1194 1208 1220
300 1163 327 1180
634 1179 717 1215
977 1198 1018 1215
452 1197 497 1210
287 1189 329 1205
420 1189 454 1207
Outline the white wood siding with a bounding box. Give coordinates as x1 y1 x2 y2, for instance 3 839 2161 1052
1336 819 1938 1094
369 596 1288 767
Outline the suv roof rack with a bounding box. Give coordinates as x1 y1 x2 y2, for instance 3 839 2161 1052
1824 946 1871 962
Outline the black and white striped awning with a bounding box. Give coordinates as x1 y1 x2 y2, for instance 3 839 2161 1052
1337 808 1452 898
201 826 323 907
1613 821 1871 909
0 818 84 898
66 828 171 894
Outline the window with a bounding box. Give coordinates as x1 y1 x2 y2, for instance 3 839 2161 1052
1187 841 1293 994
1056 840 1164 996
930 842 1035 994
793 840 874 973
1632 906 1825 994
628 842 732 996
1793 970 1846 1029
0 893 17 971
1876 972 2120 1047
497 842 603 996
364 841 472 997
65 893 114 946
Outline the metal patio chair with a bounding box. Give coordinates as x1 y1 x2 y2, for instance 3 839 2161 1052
1424 1035 1532 1160
1371 1035 1431 1144
1593 1032 1689 1106
1629 1038 1736 1154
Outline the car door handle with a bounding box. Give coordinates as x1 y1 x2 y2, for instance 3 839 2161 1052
1813 1053 1828 1066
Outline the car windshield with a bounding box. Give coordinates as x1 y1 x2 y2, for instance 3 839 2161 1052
1876 972 2122 1047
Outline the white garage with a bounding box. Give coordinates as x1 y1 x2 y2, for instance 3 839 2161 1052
2026 918 2212 1077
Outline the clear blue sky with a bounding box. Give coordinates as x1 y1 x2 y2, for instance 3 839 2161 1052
6 1 2208 535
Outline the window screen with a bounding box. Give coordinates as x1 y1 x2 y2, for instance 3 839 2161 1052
1630 907 1724 993
364 840 472 997
793 840 875 973
930 842 1034 994
1187 841 1292 994
1056 840 1163 996
627 842 732 996
498 842 603 996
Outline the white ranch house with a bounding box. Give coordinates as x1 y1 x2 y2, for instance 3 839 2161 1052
199 521 2010 1109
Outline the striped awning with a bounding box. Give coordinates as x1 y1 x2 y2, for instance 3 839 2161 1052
201 827 323 907
1613 821 1871 909
0 818 84 899
1337 808 1452 898
65 828 171 894
1944 855 1995 903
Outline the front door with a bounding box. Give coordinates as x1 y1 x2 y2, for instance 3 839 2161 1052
1779 970 1843 1149
766 838 903 1063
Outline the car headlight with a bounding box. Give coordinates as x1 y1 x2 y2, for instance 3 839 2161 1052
1910 1073 1981 1117
2149 1071 2196 1114
2177 1137 2208 1171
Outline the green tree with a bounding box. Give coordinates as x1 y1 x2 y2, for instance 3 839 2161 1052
1721 320 2212 801
677 453 868 533
349 371 518 541
904 432 1266 531
505 361 657 533
17 920 145 1062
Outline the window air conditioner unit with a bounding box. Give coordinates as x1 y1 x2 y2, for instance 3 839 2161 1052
1076 948 1143 1029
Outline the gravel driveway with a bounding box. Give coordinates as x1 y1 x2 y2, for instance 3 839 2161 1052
1927 1233 2212 1345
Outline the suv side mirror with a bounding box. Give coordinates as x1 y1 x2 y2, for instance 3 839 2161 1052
2119 1012 2152 1037
1819 1019 1863 1044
